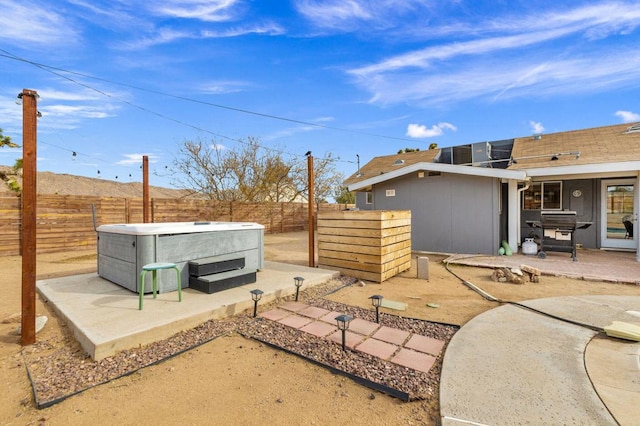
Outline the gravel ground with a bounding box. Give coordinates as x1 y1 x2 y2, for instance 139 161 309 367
23 277 458 408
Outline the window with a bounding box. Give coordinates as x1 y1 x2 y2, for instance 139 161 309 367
365 191 373 204
523 181 562 210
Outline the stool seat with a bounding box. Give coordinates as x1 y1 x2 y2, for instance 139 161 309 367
143 262 178 270
139 262 182 310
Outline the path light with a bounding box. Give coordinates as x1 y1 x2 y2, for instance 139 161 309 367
294 276 305 301
335 314 353 351
250 289 264 318
370 295 383 324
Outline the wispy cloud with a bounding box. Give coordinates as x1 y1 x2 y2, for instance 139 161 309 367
529 121 545 134
0 0 79 46
151 0 242 22
200 80 252 94
346 2 640 106
406 122 457 138
117 153 161 166
615 110 640 122
119 22 284 50
294 0 425 32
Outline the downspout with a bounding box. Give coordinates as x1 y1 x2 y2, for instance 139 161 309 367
516 177 532 246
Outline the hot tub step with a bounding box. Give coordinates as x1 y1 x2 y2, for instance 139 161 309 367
189 270 257 294
189 257 245 276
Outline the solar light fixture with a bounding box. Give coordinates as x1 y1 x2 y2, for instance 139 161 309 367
335 314 353 351
250 289 264 318
370 294 383 323
293 276 305 301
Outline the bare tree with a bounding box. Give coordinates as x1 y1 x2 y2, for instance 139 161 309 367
172 138 344 203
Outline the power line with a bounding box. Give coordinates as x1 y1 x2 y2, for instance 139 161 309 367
0 49 415 151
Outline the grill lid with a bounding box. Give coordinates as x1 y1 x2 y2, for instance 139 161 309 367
540 210 577 227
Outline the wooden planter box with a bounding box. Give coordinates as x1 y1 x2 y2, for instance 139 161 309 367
317 210 411 282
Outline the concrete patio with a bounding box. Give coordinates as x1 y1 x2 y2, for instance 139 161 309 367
36 261 339 360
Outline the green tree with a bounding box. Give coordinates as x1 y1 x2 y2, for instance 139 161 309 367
0 128 19 148
397 147 421 154
0 128 22 193
333 187 356 204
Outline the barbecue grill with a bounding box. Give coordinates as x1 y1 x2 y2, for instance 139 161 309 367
526 211 591 261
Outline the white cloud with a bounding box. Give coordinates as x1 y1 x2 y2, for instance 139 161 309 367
615 110 640 123
347 2 640 106
117 153 161 166
151 0 241 22
529 121 545 134
200 80 251 94
406 122 457 138
0 0 79 46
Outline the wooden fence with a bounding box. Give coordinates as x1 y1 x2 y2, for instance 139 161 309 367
0 194 352 256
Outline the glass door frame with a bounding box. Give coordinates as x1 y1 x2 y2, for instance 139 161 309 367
600 178 637 249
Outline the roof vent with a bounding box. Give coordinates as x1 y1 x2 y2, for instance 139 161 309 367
393 159 405 165
533 133 542 140
624 124 640 134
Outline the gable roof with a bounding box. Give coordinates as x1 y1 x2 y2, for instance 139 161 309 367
346 122 640 191
344 150 440 188
508 122 640 176
345 150 526 192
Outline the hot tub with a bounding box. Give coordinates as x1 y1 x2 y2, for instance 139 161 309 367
97 221 264 293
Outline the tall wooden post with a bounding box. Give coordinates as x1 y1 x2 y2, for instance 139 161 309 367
143 155 149 223
21 89 38 345
307 154 315 267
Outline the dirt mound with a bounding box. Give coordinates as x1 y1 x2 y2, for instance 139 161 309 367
0 165 192 198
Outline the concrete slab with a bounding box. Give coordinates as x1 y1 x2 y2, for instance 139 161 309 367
391 348 436 373
404 334 444 356
277 314 313 329
372 326 410 345
585 335 640 426
354 337 398 360
327 330 365 349
299 320 336 338
259 308 292 321
36 261 339 360
298 306 331 319
440 296 640 426
318 310 345 324
348 318 380 336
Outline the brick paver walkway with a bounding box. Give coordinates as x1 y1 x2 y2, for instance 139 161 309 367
259 303 445 373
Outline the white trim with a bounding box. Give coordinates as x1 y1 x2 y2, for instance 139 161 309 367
525 161 640 178
347 162 526 191
600 178 636 250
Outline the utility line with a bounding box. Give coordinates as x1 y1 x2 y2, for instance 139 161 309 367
0 49 416 156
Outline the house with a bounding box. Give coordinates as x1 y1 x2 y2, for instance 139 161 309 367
345 122 640 261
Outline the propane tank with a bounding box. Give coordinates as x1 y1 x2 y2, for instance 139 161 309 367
522 238 537 255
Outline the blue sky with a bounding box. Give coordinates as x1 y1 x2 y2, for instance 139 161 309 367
1 0 640 192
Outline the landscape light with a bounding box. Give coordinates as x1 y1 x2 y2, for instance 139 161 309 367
335 314 353 351
250 289 264 318
370 295 383 324
294 276 304 301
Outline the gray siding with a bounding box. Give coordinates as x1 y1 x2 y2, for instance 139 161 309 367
358 172 500 254
520 179 598 248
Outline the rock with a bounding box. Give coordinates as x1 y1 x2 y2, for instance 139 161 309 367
510 268 523 276
520 264 541 276
13 315 48 335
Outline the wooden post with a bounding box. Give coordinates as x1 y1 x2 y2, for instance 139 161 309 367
307 154 315 267
142 155 149 223
21 89 38 346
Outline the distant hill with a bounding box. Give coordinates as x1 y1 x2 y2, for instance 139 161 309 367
0 165 193 199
